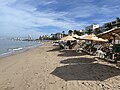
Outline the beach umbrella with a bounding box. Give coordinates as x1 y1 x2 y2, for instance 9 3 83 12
97 27 120 40
83 34 96 40
61 35 76 41
95 38 108 42
97 27 120 44
72 34 80 39
79 34 88 39
81 34 107 42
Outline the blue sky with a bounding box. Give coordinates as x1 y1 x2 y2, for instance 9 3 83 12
0 0 120 37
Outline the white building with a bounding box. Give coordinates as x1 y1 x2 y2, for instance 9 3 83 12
79 30 83 32
53 33 63 40
85 24 100 33
101 18 120 32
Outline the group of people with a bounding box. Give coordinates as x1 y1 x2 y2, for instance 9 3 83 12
57 37 120 67
78 39 120 64
59 40 77 49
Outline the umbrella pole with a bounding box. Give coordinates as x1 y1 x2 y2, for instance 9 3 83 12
113 36 116 44
113 36 117 62
112 36 115 60
90 40 93 52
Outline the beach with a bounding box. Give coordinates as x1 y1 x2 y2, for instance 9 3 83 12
0 42 120 90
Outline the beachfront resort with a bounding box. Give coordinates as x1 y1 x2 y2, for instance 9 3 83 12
50 17 120 65
0 17 120 90
1 0 120 89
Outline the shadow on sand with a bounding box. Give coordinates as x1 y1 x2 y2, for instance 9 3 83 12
51 63 120 81
51 57 120 81
60 57 97 64
47 46 86 57
58 50 86 57
47 46 60 52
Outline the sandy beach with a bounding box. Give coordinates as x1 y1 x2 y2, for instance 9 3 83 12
0 42 120 90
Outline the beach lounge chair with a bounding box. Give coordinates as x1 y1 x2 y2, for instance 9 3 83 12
112 44 120 63
59 42 65 49
96 50 106 58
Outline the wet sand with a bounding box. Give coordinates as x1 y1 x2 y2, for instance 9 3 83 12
0 42 120 90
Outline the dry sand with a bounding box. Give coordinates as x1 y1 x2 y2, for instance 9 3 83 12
0 42 120 90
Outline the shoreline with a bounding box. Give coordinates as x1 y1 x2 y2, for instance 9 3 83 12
0 42 120 90
0 42 43 59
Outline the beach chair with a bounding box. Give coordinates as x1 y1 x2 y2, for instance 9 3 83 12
112 44 120 68
96 50 106 58
76 44 83 53
112 44 120 63
59 42 65 49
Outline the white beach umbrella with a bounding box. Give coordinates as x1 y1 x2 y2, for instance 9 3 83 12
72 34 80 39
79 34 88 39
81 34 107 42
61 35 76 41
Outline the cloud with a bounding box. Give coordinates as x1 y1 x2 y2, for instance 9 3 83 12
0 0 120 38
68 5 98 18
0 0 87 37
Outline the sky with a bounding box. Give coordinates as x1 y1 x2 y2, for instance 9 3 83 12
0 0 120 38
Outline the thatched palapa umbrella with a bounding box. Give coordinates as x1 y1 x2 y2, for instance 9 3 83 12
61 35 76 41
72 34 80 39
97 27 120 43
79 34 88 39
82 34 107 42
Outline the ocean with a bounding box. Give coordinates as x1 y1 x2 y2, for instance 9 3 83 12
0 39 41 57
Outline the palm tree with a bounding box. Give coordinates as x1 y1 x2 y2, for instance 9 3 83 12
94 28 102 34
116 17 120 27
116 17 120 22
62 31 65 34
68 30 73 35
106 23 112 30
87 29 93 35
62 31 66 37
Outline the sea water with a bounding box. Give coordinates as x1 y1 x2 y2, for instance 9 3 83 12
0 39 41 57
